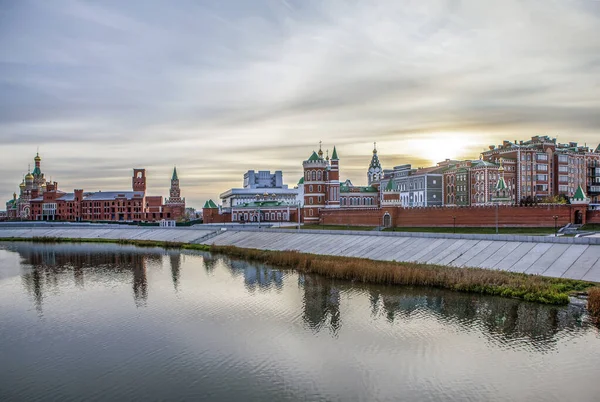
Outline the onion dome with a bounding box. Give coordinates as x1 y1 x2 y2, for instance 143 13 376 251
25 172 34 181
34 152 41 162
19 180 26 188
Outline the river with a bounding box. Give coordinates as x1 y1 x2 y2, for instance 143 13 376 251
1 242 599 401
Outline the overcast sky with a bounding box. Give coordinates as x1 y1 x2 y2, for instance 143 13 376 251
1 0 599 208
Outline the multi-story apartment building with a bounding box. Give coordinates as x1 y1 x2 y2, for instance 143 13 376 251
481 136 599 203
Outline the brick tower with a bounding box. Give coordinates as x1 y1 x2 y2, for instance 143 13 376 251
326 146 340 208
132 169 146 192
303 143 328 223
165 167 185 205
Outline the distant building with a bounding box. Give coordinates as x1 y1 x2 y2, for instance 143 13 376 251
5 153 185 222
220 170 302 210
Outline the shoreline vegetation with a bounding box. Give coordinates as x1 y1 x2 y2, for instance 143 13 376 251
0 236 598 309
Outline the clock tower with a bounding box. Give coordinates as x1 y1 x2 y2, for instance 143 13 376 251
367 142 382 185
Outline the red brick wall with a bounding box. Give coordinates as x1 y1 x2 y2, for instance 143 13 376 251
203 208 230 224
321 205 582 227
587 210 600 224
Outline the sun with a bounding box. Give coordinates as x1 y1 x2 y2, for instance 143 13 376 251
404 132 481 167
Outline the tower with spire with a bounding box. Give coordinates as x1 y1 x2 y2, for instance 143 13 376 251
368 142 383 185
165 167 184 206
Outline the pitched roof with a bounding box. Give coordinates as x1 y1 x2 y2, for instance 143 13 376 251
385 179 394 191
331 146 338 160
84 191 145 201
573 185 587 201
172 167 178 181
298 177 304 184
203 199 218 208
495 176 507 191
307 151 320 161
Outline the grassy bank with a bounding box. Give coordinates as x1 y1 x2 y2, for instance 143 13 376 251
588 288 600 317
1 236 598 307
208 245 595 305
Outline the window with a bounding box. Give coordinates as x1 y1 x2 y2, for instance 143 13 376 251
433 179 437 184
318 185 321 192
537 164 548 171
558 166 568 173
537 174 548 181
558 155 568 163
559 175 568 182
309 197 313 204
536 154 548 161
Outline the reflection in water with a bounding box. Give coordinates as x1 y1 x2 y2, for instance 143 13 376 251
299 274 341 335
4 242 592 350
2 242 600 401
169 253 181 292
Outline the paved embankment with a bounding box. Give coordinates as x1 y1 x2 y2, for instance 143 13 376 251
1 224 600 282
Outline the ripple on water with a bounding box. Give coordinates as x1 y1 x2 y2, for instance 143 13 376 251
1 242 599 402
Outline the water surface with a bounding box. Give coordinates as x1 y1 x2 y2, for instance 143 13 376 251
1 242 599 401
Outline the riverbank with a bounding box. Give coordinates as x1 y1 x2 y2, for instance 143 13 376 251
2 236 598 306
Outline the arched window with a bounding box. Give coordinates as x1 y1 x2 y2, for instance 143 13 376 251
317 171 322 181
312 171 316 181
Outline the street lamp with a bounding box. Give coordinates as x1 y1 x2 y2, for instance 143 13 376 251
495 203 499 235
452 216 456 234
553 215 559 237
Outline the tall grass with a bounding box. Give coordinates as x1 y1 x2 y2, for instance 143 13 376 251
209 245 596 305
588 288 600 318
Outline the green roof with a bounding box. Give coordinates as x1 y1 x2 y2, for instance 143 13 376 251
495 176 507 191
573 185 587 201
32 166 41 176
172 167 178 181
331 146 338 160
385 179 394 191
236 201 293 208
298 177 304 184
203 199 218 209
307 151 320 161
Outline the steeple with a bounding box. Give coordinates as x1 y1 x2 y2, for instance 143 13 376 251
172 166 178 181
368 142 382 185
166 167 184 206
331 146 338 160
318 141 323 159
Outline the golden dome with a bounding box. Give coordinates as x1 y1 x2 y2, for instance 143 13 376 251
25 172 34 180
34 153 41 162
19 181 26 188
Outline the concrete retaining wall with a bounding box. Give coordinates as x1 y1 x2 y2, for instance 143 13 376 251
1 225 599 282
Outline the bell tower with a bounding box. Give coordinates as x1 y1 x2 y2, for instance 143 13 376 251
132 169 146 192
368 142 383 185
166 167 184 205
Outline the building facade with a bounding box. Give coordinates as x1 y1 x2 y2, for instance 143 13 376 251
6 154 185 222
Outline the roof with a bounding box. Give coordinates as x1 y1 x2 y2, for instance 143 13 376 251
84 191 145 201
472 160 498 168
203 199 218 208
234 200 294 208
331 146 338 160
411 166 445 175
573 185 587 201
32 166 41 176
172 167 178 181
495 176 507 191
385 179 394 191
340 184 378 193
307 151 320 161
298 177 304 185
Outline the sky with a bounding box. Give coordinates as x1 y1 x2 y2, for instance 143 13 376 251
1 0 599 208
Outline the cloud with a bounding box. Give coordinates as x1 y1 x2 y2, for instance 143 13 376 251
1 0 599 207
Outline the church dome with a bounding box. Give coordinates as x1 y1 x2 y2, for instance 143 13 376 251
34 153 41 162
25 172 34 181
19 181 26 188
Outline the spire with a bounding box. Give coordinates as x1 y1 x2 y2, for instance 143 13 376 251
331 146 338 160
172 166 178 181
318 141 323 159
573 184 587 201
326 149 329 161
373 141 377 154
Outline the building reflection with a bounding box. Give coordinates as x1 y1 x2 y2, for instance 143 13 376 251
224 258 284 291
299 274 341 335
169 253 181 292
12 243 157 312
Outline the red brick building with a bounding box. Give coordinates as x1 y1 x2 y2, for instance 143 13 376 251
6 153 185 222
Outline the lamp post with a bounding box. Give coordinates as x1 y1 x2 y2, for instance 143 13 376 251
495 203 499 235
553 215 558 237
452 216 456 234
